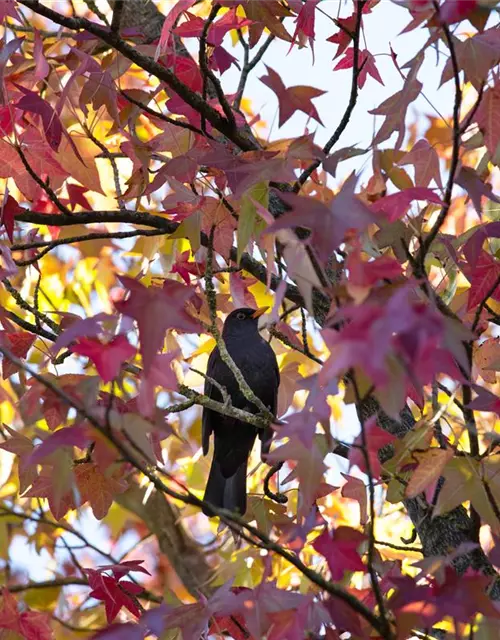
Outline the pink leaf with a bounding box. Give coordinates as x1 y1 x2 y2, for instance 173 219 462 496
349 416 396 479
370 187 444 222
266 173 375 264
456 166 500 216
14 85 62 152
28 425 91 466
70 335 136 382
33 28 50 80
398 139 443 189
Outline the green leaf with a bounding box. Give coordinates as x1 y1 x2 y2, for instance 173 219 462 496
170 212 201 254
237 182 268 262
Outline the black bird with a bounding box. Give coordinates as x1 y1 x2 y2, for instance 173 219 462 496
202 307 280 516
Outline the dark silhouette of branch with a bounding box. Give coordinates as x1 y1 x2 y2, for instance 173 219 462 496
110 0 123 33
13 229 167 266
416 2 462 266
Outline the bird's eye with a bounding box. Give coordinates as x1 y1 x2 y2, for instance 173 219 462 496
236 311 246 320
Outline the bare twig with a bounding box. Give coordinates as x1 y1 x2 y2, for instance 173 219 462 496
416 3 462 266
16 144 73 217
295 0 367 190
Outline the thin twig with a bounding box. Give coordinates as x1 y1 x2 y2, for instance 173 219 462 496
120 90 205 136
12 229 166 267
16 144 73 217
295 0 367 190
234 32 275 111
416 2 462 266
198 4 236 131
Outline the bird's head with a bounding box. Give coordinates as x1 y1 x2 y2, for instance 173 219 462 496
222 307 269 338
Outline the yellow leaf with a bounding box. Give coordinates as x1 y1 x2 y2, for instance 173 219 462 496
54 132 104 195
25 586 61 611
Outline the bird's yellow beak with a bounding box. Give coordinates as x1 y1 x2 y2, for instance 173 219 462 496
252 306 269 319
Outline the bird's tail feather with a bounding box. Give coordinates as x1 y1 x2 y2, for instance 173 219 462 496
202 459 247 516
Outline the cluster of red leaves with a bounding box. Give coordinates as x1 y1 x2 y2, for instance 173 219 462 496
1 0 500 639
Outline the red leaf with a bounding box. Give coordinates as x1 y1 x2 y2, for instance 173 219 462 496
466 250 500 311
94 559 151 580
312 526 367 580
155 0 196 59
51 312 115 354
0 193 23 242
0 424 36 494
340 473 368 526
349 416 396 479
370 187 444 222
267 437 326 518
327 14 356 58
467 384 500 415
398 139 443 189
28 425 91 466
475 82 500 157
33 28 50 80
174 8 251 45
289 0 319 57
24 465 76 520
0 590 53 640
85 572 143 623
229 271 258 308
440 0 477 24
0 329 35 378
369 54 423 148
115 276 201 374
334 49 384 89
260 65 325 127
346 244 402 289
67 184 92 210
456 166 500 216
138 350 180 416
70 335 136 383
14 85 63 152
75 462 127 520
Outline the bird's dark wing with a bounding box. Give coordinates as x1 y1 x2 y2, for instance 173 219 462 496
259 343 280 458
202 347 219 456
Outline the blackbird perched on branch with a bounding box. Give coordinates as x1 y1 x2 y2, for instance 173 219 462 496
202 307 280 516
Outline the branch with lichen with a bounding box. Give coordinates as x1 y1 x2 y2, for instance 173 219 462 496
178 384 270 430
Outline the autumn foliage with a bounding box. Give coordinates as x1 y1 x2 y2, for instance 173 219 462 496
2 0 500 638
